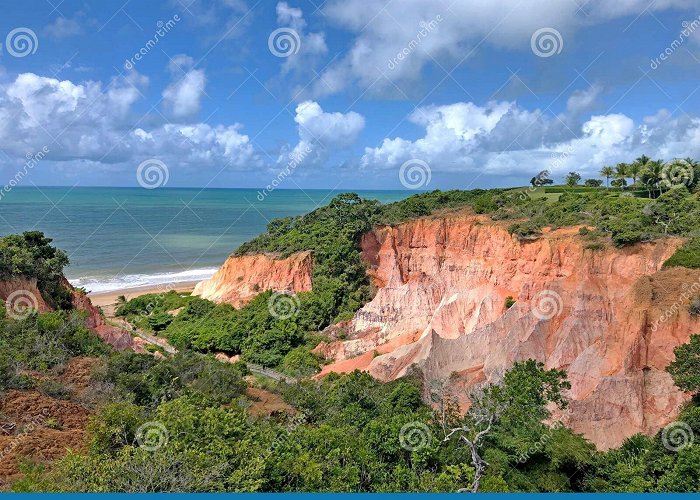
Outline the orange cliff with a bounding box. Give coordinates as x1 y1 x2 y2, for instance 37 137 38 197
193 251 313 306
314 215 700 450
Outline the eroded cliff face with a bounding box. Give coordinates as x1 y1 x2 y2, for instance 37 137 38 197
0 277 144 352
315 215 700 450
193 251 313 306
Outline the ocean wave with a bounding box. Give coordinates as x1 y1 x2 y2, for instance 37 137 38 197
69 268 218 294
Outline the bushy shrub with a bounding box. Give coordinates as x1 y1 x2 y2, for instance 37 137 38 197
665 238 700 269
508 222 542 239
690 298 700 316
0 231 72 309
280 346 322 378
38 380 73 400
94 351 246 407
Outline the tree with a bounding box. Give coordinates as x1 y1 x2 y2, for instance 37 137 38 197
683 157 699 191
614 163 629 188
565 172 582 187
629 155 652 187
667 334 700 393
611 178 627 189
440 360 570 492
530 170 553 187
584 179 603 187
600 166 615 188
640 160 664 198
626 162 642 186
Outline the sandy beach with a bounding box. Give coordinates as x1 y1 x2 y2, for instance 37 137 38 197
89 281 199 317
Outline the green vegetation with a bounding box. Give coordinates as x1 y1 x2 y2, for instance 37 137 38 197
665 238 700 269
0 231 72 309
20 345 700 493
565 171 582 187
0 309 110 392
17 360 602 492
6 158 700 491
667 334 700 393
504 296 515 309
92 350 247 407
116 172 700 368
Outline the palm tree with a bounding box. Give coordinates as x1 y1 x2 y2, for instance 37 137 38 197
683 157 699 190
640 160 663 198
614 163 629 189
600 166 615 188
626 162 642 186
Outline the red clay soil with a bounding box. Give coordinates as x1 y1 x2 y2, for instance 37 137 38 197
0 389 91 487
0 357 101 488
245 386 295 417
58 357 102 394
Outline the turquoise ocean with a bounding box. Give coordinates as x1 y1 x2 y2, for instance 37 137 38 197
0 187 411 293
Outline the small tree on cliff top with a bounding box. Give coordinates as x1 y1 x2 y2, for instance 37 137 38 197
439 360 570 492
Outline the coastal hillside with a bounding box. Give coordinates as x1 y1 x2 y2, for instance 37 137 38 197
186 181 700 449
3 180 700 492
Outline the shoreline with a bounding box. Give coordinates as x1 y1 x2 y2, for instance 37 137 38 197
88 281 199 317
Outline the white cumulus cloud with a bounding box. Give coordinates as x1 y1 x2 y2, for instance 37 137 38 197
162 55 207 119
281 100 365 166
361 98 700 181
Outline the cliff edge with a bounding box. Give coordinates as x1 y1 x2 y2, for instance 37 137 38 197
313 215 699 449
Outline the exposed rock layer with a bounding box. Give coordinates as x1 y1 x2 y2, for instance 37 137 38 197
0 277 144 352
315 215 700 449
193 251 313 306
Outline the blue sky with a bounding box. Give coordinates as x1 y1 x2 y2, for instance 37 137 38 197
0 0 699 190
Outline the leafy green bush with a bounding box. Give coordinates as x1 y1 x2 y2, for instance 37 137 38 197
0 231 72 309
93 351 246 407
667 334 700 393
508 222 542 239
0 310 110 377
280 346 322 377
665 238 700 269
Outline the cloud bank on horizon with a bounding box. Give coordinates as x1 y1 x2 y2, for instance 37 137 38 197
0 0 699 190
